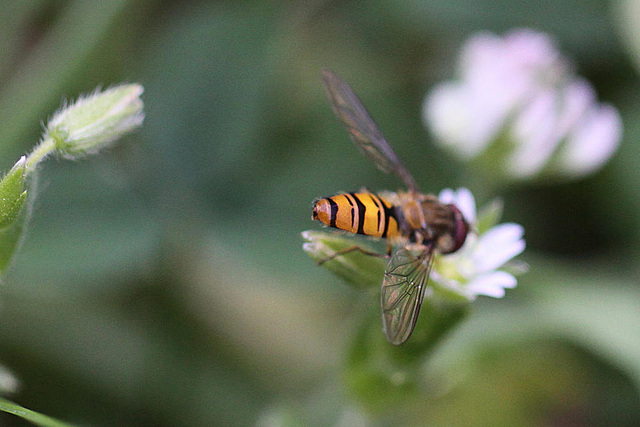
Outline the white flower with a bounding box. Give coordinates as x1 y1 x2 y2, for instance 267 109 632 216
433 188 525 300
424 29 622 181
0 364 19 395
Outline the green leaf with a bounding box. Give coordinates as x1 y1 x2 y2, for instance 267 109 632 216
0 397 76 427
0 164 32 275
344 293 469 414
475 198 503 234
536 283 640 391
0 157 27 229
0 216 27 275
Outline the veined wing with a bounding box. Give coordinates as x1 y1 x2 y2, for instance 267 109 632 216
381 245 435 345
321 69 419 192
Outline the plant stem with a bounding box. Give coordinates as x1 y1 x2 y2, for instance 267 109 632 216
25 136 56 171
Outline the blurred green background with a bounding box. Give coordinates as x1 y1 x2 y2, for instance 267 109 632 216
1 0 640 425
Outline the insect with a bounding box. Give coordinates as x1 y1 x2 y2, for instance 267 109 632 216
312 69 469 345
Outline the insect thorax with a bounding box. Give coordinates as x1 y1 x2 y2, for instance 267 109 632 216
390 191 461 251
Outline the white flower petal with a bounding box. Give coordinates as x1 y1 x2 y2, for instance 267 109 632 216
465 271 517 299
476 223 524 248
438 188 455 204
554 79 595 136
509 90 561 177
425 83 494 159
472 223 525 273
438 188 476 224
559 104 622 177
431 193 524 301
454 188 476 224
503 29 560 72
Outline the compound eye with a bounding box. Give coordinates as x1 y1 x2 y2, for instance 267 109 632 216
444 204 469 254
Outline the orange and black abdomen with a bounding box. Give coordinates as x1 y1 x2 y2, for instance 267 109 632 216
312 192 400 239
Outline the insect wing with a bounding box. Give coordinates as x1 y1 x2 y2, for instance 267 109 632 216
321 69 419 192
381 245 435 345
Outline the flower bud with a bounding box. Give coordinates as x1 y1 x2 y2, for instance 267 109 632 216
45 84 144 157
301 230 385 289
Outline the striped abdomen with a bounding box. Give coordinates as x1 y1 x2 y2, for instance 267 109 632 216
312 192 400 239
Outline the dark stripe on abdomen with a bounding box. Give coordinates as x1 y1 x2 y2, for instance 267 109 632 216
328 197 338 228
350 193 367 235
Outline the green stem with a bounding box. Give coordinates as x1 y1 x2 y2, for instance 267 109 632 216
0 397 76 427
25 136 56 171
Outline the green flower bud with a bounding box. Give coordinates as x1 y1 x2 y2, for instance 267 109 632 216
0 156 27 229
45 84 144 158
301 230 385 289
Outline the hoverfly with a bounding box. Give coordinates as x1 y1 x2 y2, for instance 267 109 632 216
312 69 469 345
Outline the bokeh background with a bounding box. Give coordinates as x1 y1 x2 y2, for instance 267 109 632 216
1 1 640 425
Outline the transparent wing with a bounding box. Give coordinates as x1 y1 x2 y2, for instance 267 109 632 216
322 69 419 192
380 245 435 345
